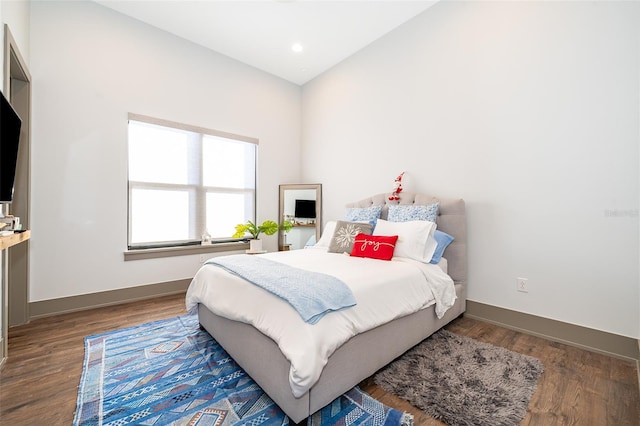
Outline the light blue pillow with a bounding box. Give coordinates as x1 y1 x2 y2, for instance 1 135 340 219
388 203 439 223
344 205 382 225
430 230 454 264
304 234 317 247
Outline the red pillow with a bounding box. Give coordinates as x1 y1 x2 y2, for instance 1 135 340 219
350 233 399 261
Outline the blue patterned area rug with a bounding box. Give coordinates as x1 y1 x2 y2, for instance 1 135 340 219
74 314 413 426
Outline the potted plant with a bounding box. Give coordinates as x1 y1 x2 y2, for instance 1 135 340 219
233 219 293 252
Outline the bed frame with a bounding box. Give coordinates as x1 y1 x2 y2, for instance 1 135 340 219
197 192 467 422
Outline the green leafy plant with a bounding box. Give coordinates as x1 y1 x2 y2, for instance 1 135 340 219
233 219 293 240
280 220 293 234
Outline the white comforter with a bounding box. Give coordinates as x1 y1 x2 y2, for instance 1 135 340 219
185 248 456 398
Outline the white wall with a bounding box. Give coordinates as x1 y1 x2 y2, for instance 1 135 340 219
1 0 31 85
302 1 640 338
29 1 301 301
1 0 30 65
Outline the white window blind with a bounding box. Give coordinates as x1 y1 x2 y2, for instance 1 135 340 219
127 114 257 249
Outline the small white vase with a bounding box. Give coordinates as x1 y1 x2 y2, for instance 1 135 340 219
249 239 262 252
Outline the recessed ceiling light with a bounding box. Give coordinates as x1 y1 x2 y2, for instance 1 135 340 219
291 43 304 53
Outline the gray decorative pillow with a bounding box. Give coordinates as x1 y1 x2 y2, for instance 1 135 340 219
328 220 374 254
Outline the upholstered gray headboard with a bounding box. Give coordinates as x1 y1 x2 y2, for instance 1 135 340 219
345 192 467 287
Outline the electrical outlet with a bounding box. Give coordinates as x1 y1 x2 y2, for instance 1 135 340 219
199 254 206 263
516 277 528 293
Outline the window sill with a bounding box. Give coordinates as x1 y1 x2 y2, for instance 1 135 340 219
124 241 250 261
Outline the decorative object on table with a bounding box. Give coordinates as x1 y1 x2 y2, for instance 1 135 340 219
233 219 293 252
0 215 20 230
73 314 413 426
388 172 405 201
201 228 212 245
374 329 544 426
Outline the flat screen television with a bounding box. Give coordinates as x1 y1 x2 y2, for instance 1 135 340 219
294 199 316 219
0 90 22 203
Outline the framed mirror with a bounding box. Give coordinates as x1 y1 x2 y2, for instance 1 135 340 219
278 184 322 251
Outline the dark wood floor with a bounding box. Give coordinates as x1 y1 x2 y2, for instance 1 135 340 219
0 293 638 425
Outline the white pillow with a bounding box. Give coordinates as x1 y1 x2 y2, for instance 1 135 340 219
373 219 438 263
315 221 337 248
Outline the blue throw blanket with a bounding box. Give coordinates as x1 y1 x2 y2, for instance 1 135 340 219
206 255 356 324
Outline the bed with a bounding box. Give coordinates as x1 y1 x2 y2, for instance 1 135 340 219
186 192 467 423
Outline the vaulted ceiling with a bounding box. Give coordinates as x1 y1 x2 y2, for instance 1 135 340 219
95 1 436 85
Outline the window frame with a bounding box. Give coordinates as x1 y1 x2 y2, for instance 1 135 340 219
126 113 258 252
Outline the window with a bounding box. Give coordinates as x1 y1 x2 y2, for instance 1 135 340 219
127 113 257 249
